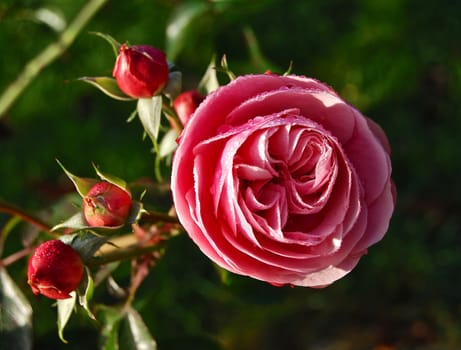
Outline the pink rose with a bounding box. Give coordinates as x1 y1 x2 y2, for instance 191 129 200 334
171 74 395 287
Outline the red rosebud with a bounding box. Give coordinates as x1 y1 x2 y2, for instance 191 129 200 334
27 240 84 299
173 90 205 126
83 181 132 227
113 43 169 98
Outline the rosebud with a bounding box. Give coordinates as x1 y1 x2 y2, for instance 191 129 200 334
27 240 84 299
83 181 132 227
113 43 169 98
173 90 204 126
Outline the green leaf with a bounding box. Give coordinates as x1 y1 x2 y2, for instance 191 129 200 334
120 307 157 350
57 292 77 343
89 32 121 57
165 2 210 61
92 164 129 192
52 213 126 236
198 55 220 95
77 267 95 320
137 96 162 145
0 267 33 350
98 305 123 350
78 77 134 101
56 159 98 198
159 128 178 158
60 233 108 263
0 216 21 257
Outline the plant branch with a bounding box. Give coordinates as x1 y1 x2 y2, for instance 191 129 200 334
0 247 33 267
0 200 52 233
0 0 108 118
88 241 165 267
139 210 180 224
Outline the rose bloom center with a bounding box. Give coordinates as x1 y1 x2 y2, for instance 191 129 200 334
195 109 355 254
230 115 343 241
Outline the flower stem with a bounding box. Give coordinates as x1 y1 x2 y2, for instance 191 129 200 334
0 0 108 118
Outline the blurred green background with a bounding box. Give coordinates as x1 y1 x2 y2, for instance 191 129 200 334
1 0 461 349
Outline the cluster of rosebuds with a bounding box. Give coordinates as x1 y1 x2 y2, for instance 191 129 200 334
28 171 134 299
27 38 197 300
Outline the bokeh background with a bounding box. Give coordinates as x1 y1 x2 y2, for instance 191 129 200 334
1 0 460 349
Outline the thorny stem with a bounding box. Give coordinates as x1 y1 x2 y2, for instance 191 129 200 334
0 0 108 118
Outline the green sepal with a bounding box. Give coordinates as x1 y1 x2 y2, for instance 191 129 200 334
198 55 220 95
218 54 236 81
56 159 98 198
77 266 95 320
57 292 77 343
51 200 144 234
93 163 129 193
51 212 89 232
283 61 294 76
159 128 178 158
89 31 121 57
78 76 134 101
52 213 123 236
126 200 144 224
137 96 162 145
